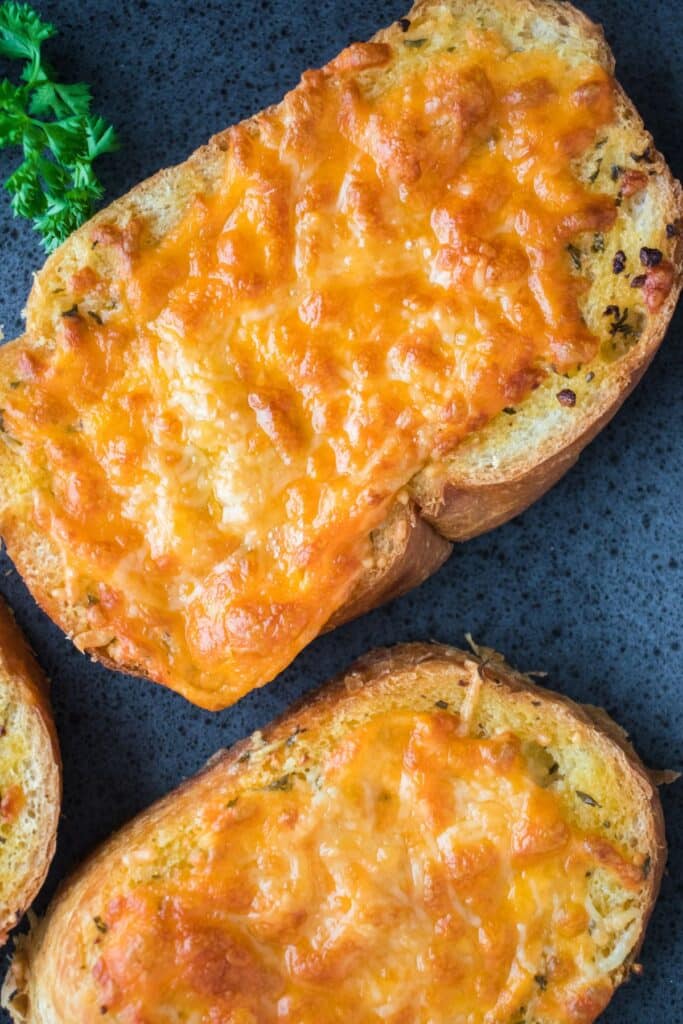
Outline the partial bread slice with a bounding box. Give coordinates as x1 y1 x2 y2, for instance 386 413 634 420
0 600 60 943
0 0 681 708
2 643 664 1023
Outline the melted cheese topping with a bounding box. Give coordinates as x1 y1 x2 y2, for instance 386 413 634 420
60 711 645 1023
3 31 619 706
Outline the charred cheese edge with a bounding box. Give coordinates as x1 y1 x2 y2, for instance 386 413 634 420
0 0 681 709
2 643 665 1024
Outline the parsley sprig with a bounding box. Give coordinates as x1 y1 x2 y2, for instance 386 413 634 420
0 2 118 250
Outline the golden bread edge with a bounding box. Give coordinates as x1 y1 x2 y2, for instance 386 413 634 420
0 599 61 943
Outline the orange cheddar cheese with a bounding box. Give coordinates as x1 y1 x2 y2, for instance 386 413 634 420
51 710 646 1023
2 32 621 706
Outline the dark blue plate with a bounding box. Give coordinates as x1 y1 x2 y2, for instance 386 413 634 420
0 1 681 1019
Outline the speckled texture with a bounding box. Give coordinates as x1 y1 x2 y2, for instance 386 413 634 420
0 0 681 1019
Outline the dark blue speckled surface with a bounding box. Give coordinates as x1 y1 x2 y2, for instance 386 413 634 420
0 1 681 1019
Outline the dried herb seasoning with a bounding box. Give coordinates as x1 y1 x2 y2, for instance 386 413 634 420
575 790 601 807
640 246 663 267
266 773 295 791
566 243 582 271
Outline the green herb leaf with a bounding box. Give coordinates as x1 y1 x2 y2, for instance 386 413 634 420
28 77 91 118
0 78 24 110
84 114 118 160
0 1 117 250
50 80 92 116
0 2 54 63
26 80 56 116
43 117 89 164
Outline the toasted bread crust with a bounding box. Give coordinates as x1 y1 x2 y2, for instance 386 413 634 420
324 500 452 629
417 323 667 539
2 642 665 1022
0 600 61 943
0 0 681 706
